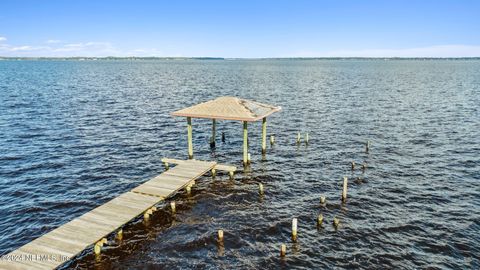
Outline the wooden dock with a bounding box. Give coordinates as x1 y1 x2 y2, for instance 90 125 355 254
0 158 235 270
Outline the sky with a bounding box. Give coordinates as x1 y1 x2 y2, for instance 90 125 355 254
0 0 479 58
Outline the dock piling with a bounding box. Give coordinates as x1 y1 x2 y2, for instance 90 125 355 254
187 117 193 159
320 196 326 205
292 218 298 242
342 176 348 202
94 243 101 255
317 214 324 226
296 132 301 144
262 117 267 154
217 230 224 243
305 132 309 144
333 217 340 228
270 135 275 145
210 119 216 148
280 244 286 257
243 121 248 166
117 229 123 241
259 183 264 195
170 201 176 214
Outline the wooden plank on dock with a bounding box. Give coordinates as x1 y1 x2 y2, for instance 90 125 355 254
162 158 236 172
0 158 220 270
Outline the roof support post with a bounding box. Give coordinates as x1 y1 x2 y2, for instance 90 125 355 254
210 119 216 147
262 117 267 154
187 117 193 159
243 121 248 166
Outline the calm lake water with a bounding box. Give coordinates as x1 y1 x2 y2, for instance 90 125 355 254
0 59 479 269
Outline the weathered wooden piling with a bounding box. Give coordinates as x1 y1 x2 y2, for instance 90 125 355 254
94 238 107 255
296 132 301 144
270 135 275 145
342 176 348 202
170 201 176 213
333 217 340 228
317 214 324 226
143 206 156 220
211 119 216 147
262 117 267 154
94 242 102 255
164 161 169 170
305 132 309 144
320 196 326 205
117 229 123 241
218 230 224 243
211 168 217 178
259 183 264 195
351 161 355 170
243 121 248 166
292 218 298 242
187 117 193 159
366 140 370 153
280 244 286 257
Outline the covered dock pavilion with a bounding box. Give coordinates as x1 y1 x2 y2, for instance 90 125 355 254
171 96 281 165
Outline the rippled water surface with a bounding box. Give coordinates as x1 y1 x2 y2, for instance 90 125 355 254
0 59 479 269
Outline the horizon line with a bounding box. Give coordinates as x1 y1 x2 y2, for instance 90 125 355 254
2 56 480 60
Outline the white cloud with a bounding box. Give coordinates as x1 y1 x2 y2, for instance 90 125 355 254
125 48 165 57
2 38 479 58
46 39 62 44
289 45 480 58
0 39 171 57
0 41 123 57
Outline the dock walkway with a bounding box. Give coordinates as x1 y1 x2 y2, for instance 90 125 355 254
0 158 235 270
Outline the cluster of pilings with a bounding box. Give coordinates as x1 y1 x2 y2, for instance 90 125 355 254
275 139 371 257
94 138 371 261
213 138 372 258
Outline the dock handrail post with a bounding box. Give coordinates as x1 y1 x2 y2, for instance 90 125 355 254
243 121 248 166
187 117 193 159
262 117 267 154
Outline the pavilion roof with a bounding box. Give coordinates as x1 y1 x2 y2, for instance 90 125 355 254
171 96 281 122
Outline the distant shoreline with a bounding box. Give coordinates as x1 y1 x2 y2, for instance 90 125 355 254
1 56 479 61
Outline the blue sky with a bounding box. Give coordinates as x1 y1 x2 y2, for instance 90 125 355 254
0 0 479 57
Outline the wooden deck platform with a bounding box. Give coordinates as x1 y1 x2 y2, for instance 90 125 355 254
0 159 236 270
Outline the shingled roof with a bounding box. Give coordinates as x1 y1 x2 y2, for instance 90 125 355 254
171 96 281 122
